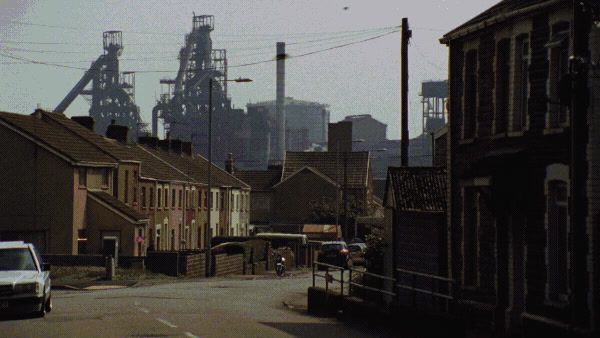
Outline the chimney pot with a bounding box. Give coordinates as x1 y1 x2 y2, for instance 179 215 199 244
106 124 129 144
71 116 95 131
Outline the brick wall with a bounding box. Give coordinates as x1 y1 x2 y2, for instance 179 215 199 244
214 254 244 276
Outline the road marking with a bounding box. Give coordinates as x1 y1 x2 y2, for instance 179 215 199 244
138 307 150 313
156 318 177 328
184 332 199 338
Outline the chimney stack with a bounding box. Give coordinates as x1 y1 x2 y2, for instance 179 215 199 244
106 121 129 144
274 41 286 163
182 141 193 157
71 116 95 131
170 139 183 155
225 153 234 174
138 136 159 149
158 139 170 152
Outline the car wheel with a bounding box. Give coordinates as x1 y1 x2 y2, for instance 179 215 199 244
45 294 52 313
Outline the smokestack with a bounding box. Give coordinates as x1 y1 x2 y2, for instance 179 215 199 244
152 106 159 137
138 136 159 149
182 141 193 157
275 42 286 163
71 116 95 131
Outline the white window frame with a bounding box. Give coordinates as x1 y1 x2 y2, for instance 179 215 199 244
544 163 570 305
461 41 480 141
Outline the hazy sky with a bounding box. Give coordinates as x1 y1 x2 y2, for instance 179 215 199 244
0 0 498 138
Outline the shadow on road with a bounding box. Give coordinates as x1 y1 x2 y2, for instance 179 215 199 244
259 321 398 338
0 313 41 321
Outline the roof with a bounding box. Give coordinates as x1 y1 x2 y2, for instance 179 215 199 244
88 190 148 224
441 0 559 43
234 169 282 191
273 166 339 189
0 111 116 166
303 224 339 234
343 114 386 126
0 241 28 249
247 97 329 108
139 146 249 189
282 151 370 189
32 111 195 183
385 167 447 212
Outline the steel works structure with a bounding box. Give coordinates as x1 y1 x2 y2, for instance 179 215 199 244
54 31 145 139
153 15 238 162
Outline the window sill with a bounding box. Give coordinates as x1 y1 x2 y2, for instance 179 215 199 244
491 133 508 140
78 185 87 190
543 127 567 135
508 131 525 137
543 299 569 309
459 138 476 145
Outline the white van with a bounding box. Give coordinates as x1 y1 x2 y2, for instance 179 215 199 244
0 241 52 317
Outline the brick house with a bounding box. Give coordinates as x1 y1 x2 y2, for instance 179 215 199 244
233 167 282 230
441 0 599 334
0 110 148 255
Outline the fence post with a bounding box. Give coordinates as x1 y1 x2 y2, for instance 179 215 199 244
412 274 417 308
340 268 344 297
312 261 316 287
349 269 353 297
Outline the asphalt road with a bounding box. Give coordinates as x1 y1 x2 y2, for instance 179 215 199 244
0 272 391 338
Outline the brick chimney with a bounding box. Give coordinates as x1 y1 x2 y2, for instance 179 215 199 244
158 139 170 152
71 116 95 131
225 153 234 174
170 139 183 155
182 141 193 157
106 120 129 144
138 136 159 149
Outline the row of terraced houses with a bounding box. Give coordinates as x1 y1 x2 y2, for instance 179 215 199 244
0 110 250 256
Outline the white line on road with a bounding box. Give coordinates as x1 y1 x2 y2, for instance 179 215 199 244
138 307 150 313
156 318 177 328
184 332 199 338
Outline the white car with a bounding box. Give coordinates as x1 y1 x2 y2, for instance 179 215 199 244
0 241 52 317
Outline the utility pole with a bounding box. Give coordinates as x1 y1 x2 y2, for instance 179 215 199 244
570 0 591 329
343 151 348 241
206 78 213 277
400 17 411 167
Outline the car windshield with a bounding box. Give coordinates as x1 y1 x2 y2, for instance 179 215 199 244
322 244 343 252
349 246 361 252
0 248 38 271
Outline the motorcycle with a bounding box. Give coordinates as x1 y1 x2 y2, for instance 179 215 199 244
275 255 286 277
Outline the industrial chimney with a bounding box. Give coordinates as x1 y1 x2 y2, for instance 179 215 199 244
274 42 286 163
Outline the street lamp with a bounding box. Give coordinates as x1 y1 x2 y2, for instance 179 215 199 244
206 76 252 276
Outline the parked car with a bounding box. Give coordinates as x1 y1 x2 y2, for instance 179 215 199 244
317 241 353 270
348 243 367 266
0 241 52 317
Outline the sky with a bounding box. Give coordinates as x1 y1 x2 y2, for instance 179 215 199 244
0 0 498 139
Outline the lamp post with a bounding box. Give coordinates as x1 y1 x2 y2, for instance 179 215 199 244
206 77 252 276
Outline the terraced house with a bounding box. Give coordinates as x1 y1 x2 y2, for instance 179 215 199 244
441 0 599 335
0 109 251 257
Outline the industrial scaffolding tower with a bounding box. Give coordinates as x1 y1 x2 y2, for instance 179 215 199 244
152 14 231 159
54 31 145 139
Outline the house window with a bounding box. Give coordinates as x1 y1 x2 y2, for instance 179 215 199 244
150 187 155 208
231 195 234 211
172 189 176 208
495 39 510 135
513 34 530 132
463 50 478 139
124 171 129 203
204 191 208 209
132 171 138 204
220 192 224 211
545 163 570 303
213 192 217 210
185 190 189 208
463 188 479 287
179 190 183 208
141 187 146 208
102 168 110 187
164 188 169 208
157 188 162 208
78 168 87 187
547 23 570 128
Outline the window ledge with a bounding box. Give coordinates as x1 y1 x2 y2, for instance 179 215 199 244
543 127 567 135
459 138 476 145
508 131 525 137
491 133 508 140
543 299 569 309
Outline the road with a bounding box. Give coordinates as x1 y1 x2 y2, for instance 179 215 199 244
0 272 390 338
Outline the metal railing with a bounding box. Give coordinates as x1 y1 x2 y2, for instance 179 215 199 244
312 261 346 296
311 261 455 313
395 268 455 312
